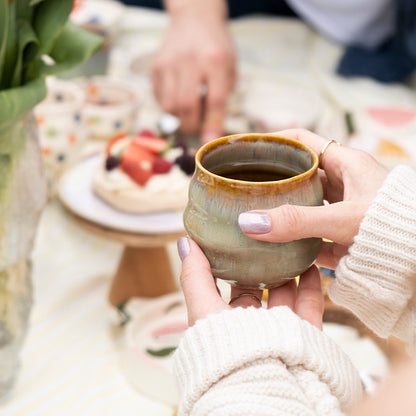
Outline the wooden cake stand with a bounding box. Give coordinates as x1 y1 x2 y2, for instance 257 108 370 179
57 155 186 306
66 210 185 306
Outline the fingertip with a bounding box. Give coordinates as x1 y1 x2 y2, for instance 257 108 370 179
298 265 322 291
177 237 190 261
178 238 225 324
238 211 271 234
178 238 212 274
201 128 223 144
271 129 329 158
201 109 225 143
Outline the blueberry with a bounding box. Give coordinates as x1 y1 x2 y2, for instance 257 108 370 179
175 152 195 175
105 155 120 171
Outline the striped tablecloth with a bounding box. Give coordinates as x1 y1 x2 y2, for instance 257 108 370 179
0 200 178 416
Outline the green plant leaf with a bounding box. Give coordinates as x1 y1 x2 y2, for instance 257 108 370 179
41 21 103 76
115 301 131 326
0 77 47 126
24 0 74 81
2 1 18 89
146 347 177 358
29 0 48 5
11 19 39 88
16 0 34 20
32 0 73 54
0 0 10 88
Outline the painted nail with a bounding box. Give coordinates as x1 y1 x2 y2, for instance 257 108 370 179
238 212 271 234
177 237 190 261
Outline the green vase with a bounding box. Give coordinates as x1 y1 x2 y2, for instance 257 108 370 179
0 112 46 396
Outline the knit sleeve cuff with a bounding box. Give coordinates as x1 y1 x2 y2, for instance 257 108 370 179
330 165 416 348
173 306 362 414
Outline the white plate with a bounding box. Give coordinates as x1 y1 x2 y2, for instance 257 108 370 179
121 293 188 406
58 155 185 234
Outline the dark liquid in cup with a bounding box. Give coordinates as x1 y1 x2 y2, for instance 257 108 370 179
212 162 300 182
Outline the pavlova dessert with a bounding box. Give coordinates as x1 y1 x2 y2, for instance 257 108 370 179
92 129 195 213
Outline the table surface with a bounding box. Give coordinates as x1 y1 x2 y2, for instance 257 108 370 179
1 4 415 415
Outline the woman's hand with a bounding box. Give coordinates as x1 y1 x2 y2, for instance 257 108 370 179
177 237 324 328
238 129 389 269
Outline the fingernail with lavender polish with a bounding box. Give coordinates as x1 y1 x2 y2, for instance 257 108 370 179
177 237 190 261
238 212 271 234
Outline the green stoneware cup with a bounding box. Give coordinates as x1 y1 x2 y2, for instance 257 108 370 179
183 133 323 289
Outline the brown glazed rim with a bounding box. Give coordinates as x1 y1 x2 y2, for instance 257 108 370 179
195 133 319 185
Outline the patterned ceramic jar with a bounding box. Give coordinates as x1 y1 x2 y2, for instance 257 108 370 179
183 133 323 289
34 78 86 195
81 76 139 141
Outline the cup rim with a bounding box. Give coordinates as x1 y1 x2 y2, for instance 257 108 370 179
81 76 140 113
35 78 86 114
195 133 319 185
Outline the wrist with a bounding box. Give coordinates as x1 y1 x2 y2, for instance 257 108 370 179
164 0 228 21
330 165 416 344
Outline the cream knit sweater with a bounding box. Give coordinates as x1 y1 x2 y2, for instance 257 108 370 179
331 165 416 352
174 306 362 415
174 165 416 415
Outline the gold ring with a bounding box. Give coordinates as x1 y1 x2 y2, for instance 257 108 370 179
319 139 340 168
229 292 262 307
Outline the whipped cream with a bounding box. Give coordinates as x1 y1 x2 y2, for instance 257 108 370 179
92 147 191 213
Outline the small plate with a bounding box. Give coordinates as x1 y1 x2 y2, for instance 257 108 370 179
120 293 188 406
58 155 185 234
242 79 323 132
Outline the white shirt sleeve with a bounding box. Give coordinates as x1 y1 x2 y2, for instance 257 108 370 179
286 0 395 48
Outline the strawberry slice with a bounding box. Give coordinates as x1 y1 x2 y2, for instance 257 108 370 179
121 142 155 186
106 133 126 155
138 128 155 138
132 136 169 155
152 157 173 174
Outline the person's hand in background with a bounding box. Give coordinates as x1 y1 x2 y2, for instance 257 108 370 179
238 129 389 270
152 0 236 143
